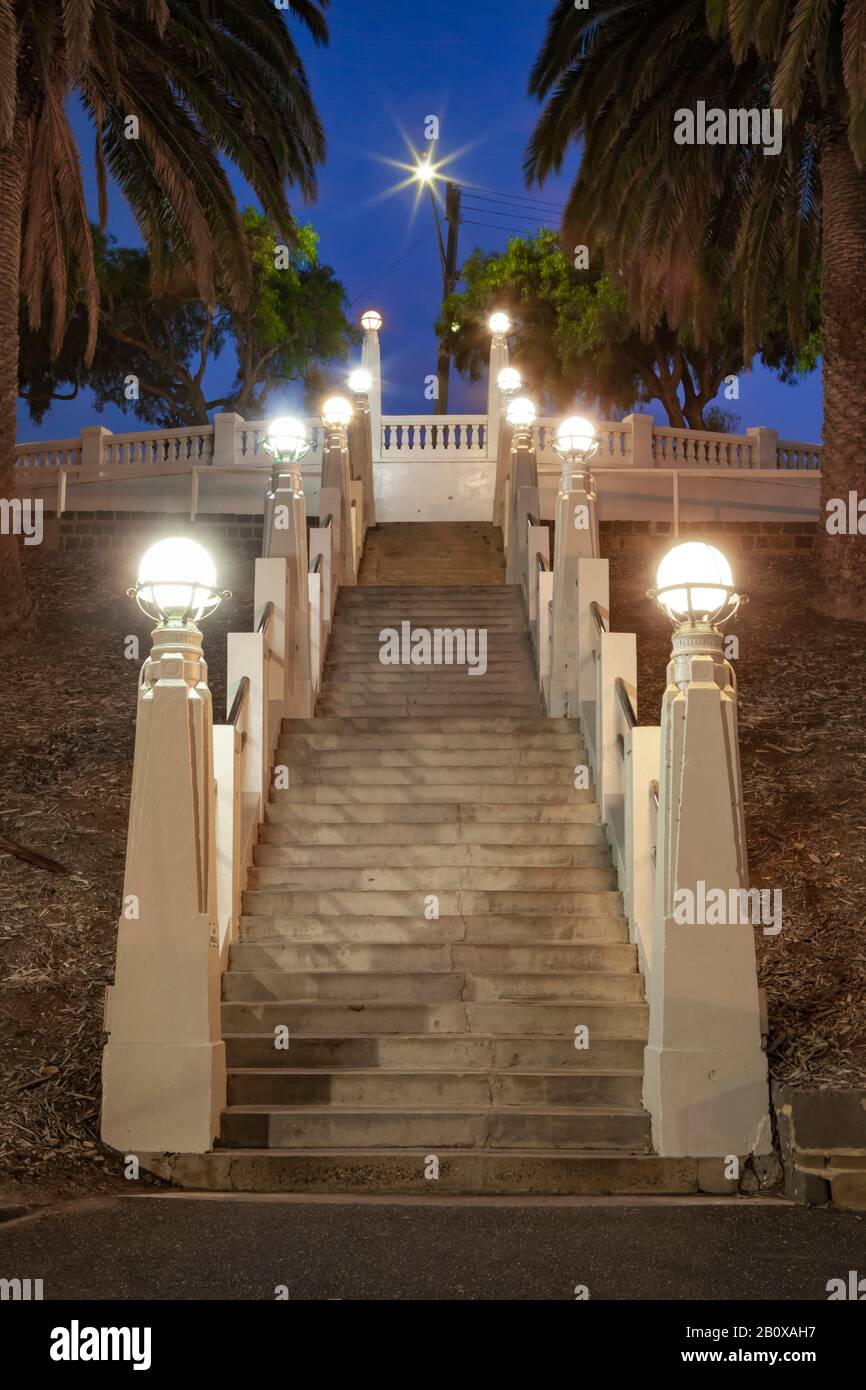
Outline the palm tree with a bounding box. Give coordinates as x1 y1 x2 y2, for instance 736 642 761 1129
526 0 866 620
0 0 328 639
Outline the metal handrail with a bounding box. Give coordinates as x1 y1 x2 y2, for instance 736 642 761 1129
589 600 608 635
535 552 549 575
227 676 250 727
650 779 659 809
615 676 636 730
257 601 274 636
527 512 540 528
319 513 334 528
310 553 324 575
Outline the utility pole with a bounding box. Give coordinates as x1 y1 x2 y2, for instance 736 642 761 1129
434 181 461 414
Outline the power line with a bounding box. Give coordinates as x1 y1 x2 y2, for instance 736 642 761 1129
463 203 555 225
454 180 567 211
349 229 434 306
460 219 533 235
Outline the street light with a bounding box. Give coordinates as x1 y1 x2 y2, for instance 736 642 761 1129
321 396 353 429
262 415 312 501
361 309 383 333
348 368 372 395
489 311 511 337
506 396 537 430
553 414 600 498
650 542 744 629
130 537 227 628
497 367 522 399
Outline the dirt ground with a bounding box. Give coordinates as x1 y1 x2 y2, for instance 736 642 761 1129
0 543 863 1206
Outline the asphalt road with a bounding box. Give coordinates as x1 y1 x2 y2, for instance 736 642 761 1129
0 1194 864 1301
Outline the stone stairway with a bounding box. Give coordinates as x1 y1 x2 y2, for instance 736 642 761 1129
154 526 696 1195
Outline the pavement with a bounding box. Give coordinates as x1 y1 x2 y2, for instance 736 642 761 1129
0 1193 864 1300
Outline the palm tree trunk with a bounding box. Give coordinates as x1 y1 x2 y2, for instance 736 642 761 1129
0 117 35 640
815 127 866 619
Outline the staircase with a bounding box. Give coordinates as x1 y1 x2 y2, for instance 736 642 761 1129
173 526 693 1194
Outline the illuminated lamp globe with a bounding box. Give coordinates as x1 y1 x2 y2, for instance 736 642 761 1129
655 542 734 623
322 396 353 428
266 416 310 462
348 368 372 394
506 396 537 430
556 415 597 457
497 367 522 396
361 309 383 332
134 537 221 626
489 311 511 335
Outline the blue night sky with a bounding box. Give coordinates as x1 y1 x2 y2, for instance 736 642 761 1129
17 0 824 444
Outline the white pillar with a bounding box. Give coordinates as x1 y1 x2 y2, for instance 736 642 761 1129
624 412 654 468
549 473 600 716
265 466 313 716
486 329 510 461
349 393 376 528
747 426 779 471
212 412 243 468
361 320 383 462
101 623 225 1154
80 425 112 470
322 428 356 584
643 628 771 1157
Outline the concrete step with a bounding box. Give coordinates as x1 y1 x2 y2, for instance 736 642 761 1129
315 705 545 719
222 969 643 1004
219 1104 650 1151
278 733 584 751
258 822 607 847
222 1033 646 1071
245 867 619 892
274 749 586 769
220 999 648 1037
273 767 588 788
242 889 623 916
265 802 601 826
229 940 637 972
145 1149 697 1196
269 785 593 805
225 1068 644 1108
238 914 629 944
282 717 580 734
252 844 611 869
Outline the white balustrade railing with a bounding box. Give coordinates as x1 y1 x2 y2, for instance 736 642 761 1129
380 415 487 458
104 425 216 468
652 425 755 468
775 439 823 470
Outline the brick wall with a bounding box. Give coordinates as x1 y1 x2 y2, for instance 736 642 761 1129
600 519 817 553
44 511 265 557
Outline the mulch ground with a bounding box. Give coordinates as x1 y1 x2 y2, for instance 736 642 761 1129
0 543 863 1206
0 547 253 1205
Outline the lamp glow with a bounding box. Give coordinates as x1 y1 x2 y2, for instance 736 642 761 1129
265 415 310 463
348 368 372 394
322 396 353 428
489 311 511 336
556 416 597 456
497 367 522 396
361 309 383 332
414 159 435 185
506 396 536 429
133 537 224 626
655 542 735 624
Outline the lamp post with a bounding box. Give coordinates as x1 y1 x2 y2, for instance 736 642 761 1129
503 395 538 585
320 395 357 585
102 538 228 1154
414 162 461 414
347 368 376 531
261 416 315 709
644 542 770 1157
487 313 515 498
553 414 601 560
360 311 383 462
